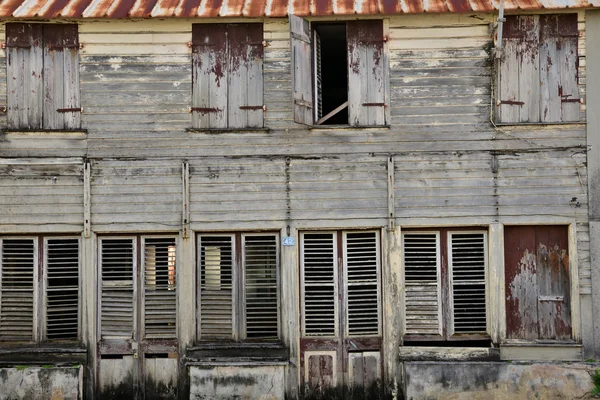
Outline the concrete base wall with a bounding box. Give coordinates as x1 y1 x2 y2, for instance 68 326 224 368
0 366 82 400
404 362 597 400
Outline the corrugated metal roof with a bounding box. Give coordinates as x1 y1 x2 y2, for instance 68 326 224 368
0 0 598 18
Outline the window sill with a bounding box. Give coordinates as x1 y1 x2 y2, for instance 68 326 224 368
500 342 582 361
2 129 87 138
310 125 391 131
187 342 288 362
186 128 270 134
493 122 584 127
0 345 87 364
399 346 499 362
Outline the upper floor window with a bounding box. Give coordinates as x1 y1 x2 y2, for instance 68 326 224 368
290 17 387 127
6 23 80 130
402 230 489 345
197 233 279 341
496 14 580 124
0 236 80 342
191 23 264 130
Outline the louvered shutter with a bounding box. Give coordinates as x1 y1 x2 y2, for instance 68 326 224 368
301 233 337 336
42 24 80 130
290 15 313 125
100 238 136 339
44 238 79 340
198 235 234 338
344 232 380 336
0 238 36 340
403 233 441 336
6 23 44 130
243 235 278 339
143 237 177 338
314 30 323 121
448 232 487 335
347 20 386 127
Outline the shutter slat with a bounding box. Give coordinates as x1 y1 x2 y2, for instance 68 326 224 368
143 237 177 338
45 238 79 340
403 233 441 336
244 235 278 339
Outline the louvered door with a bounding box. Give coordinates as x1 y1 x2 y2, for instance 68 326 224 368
300 231 382 398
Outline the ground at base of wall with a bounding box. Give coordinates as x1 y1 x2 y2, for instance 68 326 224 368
404 361 599 400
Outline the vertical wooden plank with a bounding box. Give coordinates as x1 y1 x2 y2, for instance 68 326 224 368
84 161 91 238
182 162 190 239
558 14 580 122
504 225 539 340
245 24 264 128
227 24 247 128
488 223 505 343
305 352 336 390
387 157 395 230
382 227 401 398
347 21 385 127
568 223 581 342
499 17 524 123
517 16 540 123
540 15 562 123
6 24 43 130
290 15 313 125
192 24 227 129
61 25 80 130
43 25 65 130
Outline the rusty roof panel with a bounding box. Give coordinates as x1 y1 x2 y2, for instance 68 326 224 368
1 0 598 18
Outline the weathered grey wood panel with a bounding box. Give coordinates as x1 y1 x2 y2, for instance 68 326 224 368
290 15 312 125
91 160 182 231
0 160 84 232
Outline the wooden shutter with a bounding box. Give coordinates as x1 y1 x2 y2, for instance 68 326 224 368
227 24 264 129
143 237 177 338
539 14 579 123
44 238 79 340
0 238 36 340
192 25 228 129
198 235 234 338
448 232 487 335
6 23 44 130
344 231 380 336
290 15 313 125
301 232 337 336
347 20 386 127
403 233 441 336
42 24 80 130
243 234 278 339
100 238 136 339
314 30 323 121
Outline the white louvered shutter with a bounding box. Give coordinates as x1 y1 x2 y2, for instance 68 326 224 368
449 232 487 335
100 238 136 339
243 235 279 339
344 232 380 336
44 238 79 340
0 238 36 340
143 237 177 338
403 233 441 336
301 232 337 337
198 235 234 339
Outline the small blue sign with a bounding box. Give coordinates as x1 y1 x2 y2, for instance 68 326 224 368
283 236 296 246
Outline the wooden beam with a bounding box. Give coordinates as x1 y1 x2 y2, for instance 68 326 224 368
316 101 348 125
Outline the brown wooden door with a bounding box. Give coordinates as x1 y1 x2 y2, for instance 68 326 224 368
504 225 572 341
300 231 382 399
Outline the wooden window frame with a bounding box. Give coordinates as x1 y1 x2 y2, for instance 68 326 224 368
0 235 81 343
495 14 580 125
402 228 490 344
196 232 281 342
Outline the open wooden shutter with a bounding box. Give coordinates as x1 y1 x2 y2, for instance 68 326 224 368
314 31 323 121
143 237 177 338
347 20 386 127
192 25 228 129
0 238 36 340
228 24 264 129
301 232 337 336
290 15 313 125
198 235 234 339
6 23 44 130
243 234 278 339
100 238 136 339
44 238 79 340
403 233 441 336
344 231 380 336
448 232 487 335
42 24 80 130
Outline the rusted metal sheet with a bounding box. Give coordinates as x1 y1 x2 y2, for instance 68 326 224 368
504 226 572 341
2 0 598 19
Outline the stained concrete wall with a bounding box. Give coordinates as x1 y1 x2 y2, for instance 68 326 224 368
0 366 82 400
404 362 596 400
189 364 285 400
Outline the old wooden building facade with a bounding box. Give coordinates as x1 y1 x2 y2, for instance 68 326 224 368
0 0 599 398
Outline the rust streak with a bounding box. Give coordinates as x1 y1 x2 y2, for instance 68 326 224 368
129 0 159 16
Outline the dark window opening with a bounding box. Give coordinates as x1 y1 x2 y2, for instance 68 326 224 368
313 24 348 125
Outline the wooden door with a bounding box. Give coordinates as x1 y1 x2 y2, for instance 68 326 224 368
300 231 382 399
